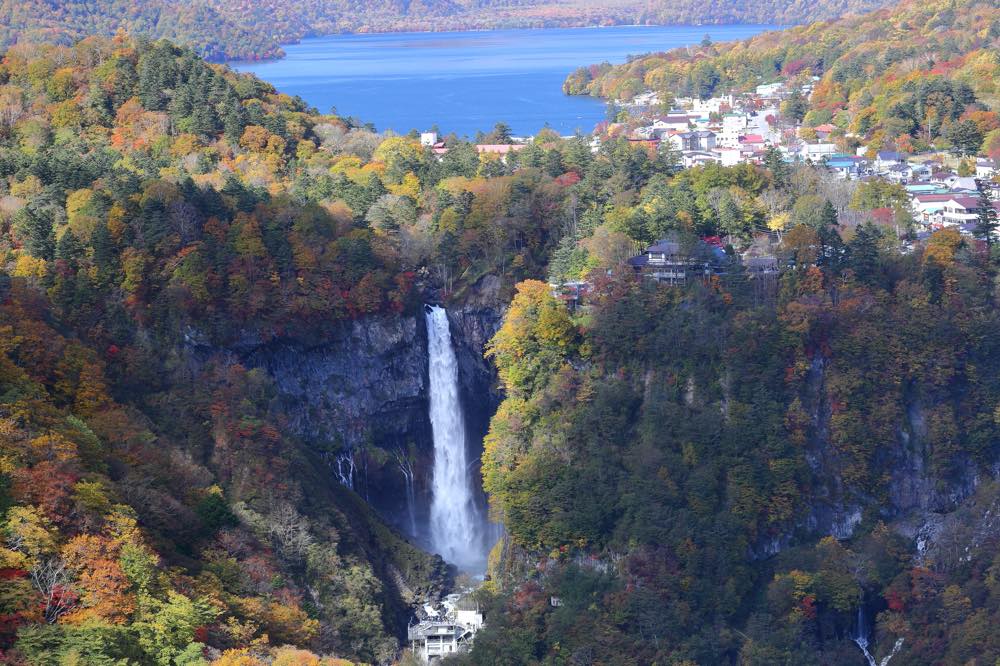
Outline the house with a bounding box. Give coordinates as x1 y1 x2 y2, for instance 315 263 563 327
420 132 439 147
745 255 779 284
653 114 694 132
826 156 867 179
713 147 743 167
937 175 979 192
977 158 998 180
813 123 838 141
884 163 914 184
683 150 721 168
739 134 767 150
631 91 661 107
629 236 725 284
875 151 906 172
941 196 987 226
756 82 783 97
911 194 957 225
802 143 837 160
908 163 933 181
906 183 948 196
688 95 734 115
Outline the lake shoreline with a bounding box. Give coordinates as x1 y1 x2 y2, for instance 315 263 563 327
233 25 778 137
225 22 779 66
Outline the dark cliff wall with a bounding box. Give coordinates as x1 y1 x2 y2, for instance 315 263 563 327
751 355 992 559
239 304 504 542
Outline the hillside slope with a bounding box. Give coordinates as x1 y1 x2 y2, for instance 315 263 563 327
463 233 1000 664
0 0 896 62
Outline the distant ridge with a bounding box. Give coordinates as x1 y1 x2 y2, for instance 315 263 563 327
0 0 897 62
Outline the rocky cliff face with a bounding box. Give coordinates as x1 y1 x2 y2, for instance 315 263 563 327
239 303 504 542
751 356 994 559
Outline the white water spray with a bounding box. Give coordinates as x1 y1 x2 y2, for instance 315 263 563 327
854 604 904 666
425 305 483 570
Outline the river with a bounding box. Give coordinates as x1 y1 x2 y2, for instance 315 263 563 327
232 24 778 137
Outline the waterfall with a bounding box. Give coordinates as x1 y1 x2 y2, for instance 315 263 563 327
425 305 483 571
335 451 355 489
395 449 418 536
854 604 876 666
853 604 904 666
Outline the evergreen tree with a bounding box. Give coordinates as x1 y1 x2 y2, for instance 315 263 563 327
489 122 513 145
221 93 245 143
763 146 789 189
55 229 83 269
14 205 55 260
847 222 882 285
820 200 839 228
974 178 999 253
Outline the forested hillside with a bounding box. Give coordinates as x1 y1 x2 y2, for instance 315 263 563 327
0 31 703 663
2 8 999 665
566 0 1000 156
640 0 891 26
0 0 543 61
462 202 1000 664
0 0 895 62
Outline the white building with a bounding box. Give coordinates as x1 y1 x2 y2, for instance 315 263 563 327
653 114 694 133
683 151 721 168
683 95 734 115
420 132 439 147
941 196 986 226
665 130 717 152
713 147 743 166
408 601 484 662
756 82 783 97
802 143 838 160
718 113 747 148
977 158 997 180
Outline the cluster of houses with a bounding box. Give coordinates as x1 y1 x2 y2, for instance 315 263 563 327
622 80 1000 243
622 106 780 168
620 80 819 167
824 150 1000 237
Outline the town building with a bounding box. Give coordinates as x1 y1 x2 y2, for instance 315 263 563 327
628 236 726 284
718 113 748 148
977 158 998 180
665 130 717 152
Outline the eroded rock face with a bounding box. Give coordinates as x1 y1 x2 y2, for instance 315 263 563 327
747 356 994 560
235 305 504 541
247 315 431 453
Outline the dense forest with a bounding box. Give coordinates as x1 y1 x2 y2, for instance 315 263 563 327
640 0 892 27
566 0 1000 157
0 30 773 663
463 224 1000 663
1 3 999 664
0 33 578 663
0 0 895 62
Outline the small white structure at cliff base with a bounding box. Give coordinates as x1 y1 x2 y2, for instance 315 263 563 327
407 596 483 662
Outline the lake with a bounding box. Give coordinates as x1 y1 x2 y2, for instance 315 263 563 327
233 25 777 138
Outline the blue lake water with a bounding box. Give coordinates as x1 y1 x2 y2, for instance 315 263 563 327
233 25 777 137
